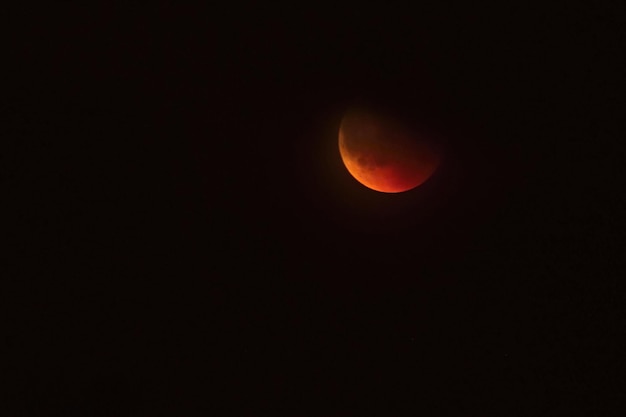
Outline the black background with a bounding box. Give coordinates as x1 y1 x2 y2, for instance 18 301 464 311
5 3 625 415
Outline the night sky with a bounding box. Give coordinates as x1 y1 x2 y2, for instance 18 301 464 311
6 3 625 415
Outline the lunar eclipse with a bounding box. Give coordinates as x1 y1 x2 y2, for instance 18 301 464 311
339 107 440 193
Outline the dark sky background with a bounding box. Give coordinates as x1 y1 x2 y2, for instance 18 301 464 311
6 3 625 416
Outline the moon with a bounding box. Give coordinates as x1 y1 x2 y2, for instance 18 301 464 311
338 107 440 193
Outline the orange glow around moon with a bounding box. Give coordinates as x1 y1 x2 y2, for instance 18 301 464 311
338 107 440 193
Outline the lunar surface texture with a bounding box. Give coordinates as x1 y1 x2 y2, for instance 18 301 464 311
339 108 440 193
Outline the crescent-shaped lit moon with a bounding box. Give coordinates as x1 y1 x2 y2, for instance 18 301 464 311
338 108 440 193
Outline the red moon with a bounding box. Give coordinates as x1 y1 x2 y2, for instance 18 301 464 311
338 107 440 193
